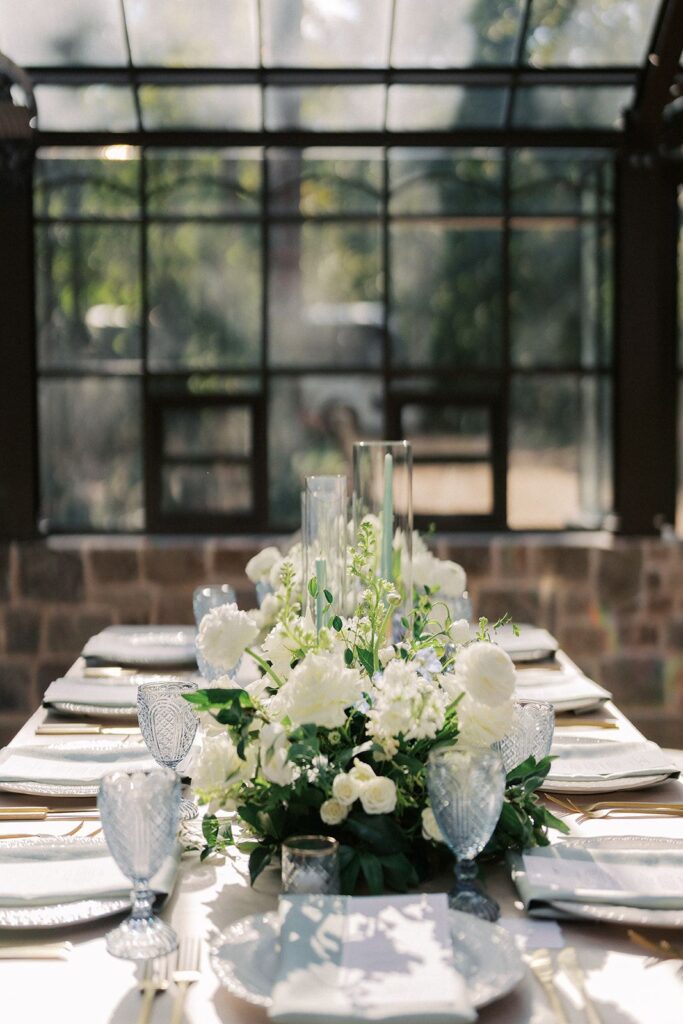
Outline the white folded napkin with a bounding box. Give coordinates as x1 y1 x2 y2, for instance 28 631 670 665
496 624 558 660
43 678 139 709
514 842 683 913
0 837 179 906
270 893 475 1024
82 625 197 667
0 744 155 787
546 737 679 783
514 667 611 708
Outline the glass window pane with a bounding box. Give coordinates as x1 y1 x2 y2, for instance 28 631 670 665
265 86 385 131
162 407 251 458
387 86 506 130
510 149 614 215
149 375 262 399
145 149 261 216
269 223 382 368
147 224 261 372
509 222 612 368
35 85 138 132
262 0 392 67
124 0 259 67
509 374 612 529
389 148 503 215
391 224 502 368
0 0 127 65
36 224 141 371
392 0 523 67
139 85 261 130
39 378 143 530
269 375 383 526
512 86 632 129
162 464 252 515
35 148 140 220
526 0 660 67
268 148 383 216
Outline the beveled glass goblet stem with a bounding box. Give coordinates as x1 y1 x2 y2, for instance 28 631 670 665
449 858 500 922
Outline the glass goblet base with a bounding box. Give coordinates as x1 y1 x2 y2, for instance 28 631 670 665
105 912 178 960
179 796 197 821
448 859 500 922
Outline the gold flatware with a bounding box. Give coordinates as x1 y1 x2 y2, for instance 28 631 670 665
0 941 72 960
558 947 602 1024
83 667 194 678
528 948 569 1024
137 956 170 1024
544 795 683 820
628 930 683 961
0 806 99 822
554 719 618 729
36 724 140 736
0 821 101 840
171 936 202 1024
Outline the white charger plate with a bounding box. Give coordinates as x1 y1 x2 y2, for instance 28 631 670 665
83 626 197 668
210 908 524 1010
541 735 680 794
44 701 138 720
0 741 153 798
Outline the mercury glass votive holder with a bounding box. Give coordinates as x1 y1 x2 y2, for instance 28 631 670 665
281 835 340 895
492 700 555 773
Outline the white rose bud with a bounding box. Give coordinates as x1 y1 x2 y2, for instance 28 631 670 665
449 618 470 645
320 798 349 826
332 773 360 807
349 758 376 784
421 806 444 843
378 646 396 667
359 776 397 815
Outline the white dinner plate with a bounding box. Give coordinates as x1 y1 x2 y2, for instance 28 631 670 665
0 741 153 798
44 701 138 720
210 908 524 1010
541 773 676 794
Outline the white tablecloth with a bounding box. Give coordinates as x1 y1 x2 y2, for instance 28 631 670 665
0 662 682 1023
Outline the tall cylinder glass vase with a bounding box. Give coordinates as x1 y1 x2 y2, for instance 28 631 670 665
302 475 348 631
352 441 413 615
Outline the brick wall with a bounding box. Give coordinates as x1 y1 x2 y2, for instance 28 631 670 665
1 534 682 748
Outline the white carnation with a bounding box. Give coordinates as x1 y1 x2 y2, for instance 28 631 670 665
259 722 296 786
457 694 514 748
349 759 376 784
453 641 515 707
359 776 397 815
332 772 360 807
259 592 281 627
421 806 444 843
245 546 282 583
276 652 363 730
320 798 348 826
449 618 470 645
196 603 259 672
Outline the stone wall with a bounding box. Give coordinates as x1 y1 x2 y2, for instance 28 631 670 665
1 534 682 748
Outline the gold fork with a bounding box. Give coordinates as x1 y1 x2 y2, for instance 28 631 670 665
558 946 603 1024
171 936 202 1024
0 821 102 840
528 948 569 1024
137 956 170 1024
628 930 683 961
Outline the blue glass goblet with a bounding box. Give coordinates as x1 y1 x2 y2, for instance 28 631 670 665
98 767 180 960
137 679 198 821
192 584 236 627
427 746 505 921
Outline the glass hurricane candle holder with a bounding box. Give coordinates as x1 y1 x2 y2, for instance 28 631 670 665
281 835 340 895
492 700 555 773
302 475 347 629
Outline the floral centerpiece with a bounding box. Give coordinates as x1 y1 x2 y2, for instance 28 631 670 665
187 519 566 894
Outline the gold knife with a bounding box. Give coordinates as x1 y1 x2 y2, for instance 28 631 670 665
0 942 72 960
83 666 194 678
555 718 618 729
36 723 140 735
0 806 99 821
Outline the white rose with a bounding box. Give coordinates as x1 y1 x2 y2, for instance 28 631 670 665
196 603 260 672
349 759 376 784
332 773 360 807
191 731 256 795
378 646 396 666
259 722 296 786
454 641 515 707
449 618 470 645
245 546 282 583
359 776 397 815
277 652 363 730
457 695 514 747
434 672 465 703
421 806 444 843
320 798 348 826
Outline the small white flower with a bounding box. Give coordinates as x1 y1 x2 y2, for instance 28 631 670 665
196 603 260 672
421 806 444 843
245 546 282 583
449 618 470 645
378 646 396 666
320 798 348 826
453 641 516 707
332 772 360 807
359 776 397 815
349 759 376 784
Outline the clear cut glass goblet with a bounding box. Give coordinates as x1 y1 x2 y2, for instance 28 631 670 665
137 679 198 820
492 699 555 773
427 746 506 921
98 767 180 960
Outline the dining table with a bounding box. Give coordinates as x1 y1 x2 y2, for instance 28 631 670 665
0 655 682 1024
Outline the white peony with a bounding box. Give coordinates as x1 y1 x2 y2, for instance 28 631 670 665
413 550 467 599
191 731 256 804
320 798 348 826
434 672 465 703
259 592 281 628
259 722 296 786
275 652 363 730
449 618 470 645
349 758 376 784
457 694 514 748
196 603 260 672
332 772 360 807
260 622 299 677
245 546 282 583
421 806 444 843
359 776 397 815
453 641 515 707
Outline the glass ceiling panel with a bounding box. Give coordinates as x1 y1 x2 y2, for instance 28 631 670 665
392 0 524 67
0 0 128 66
139 85 261 130
123 0 259 67
265 86 385 131
512 86 632 129
262 0 392 68
35 85 138 132
526 0 660 67
386 86 507 131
